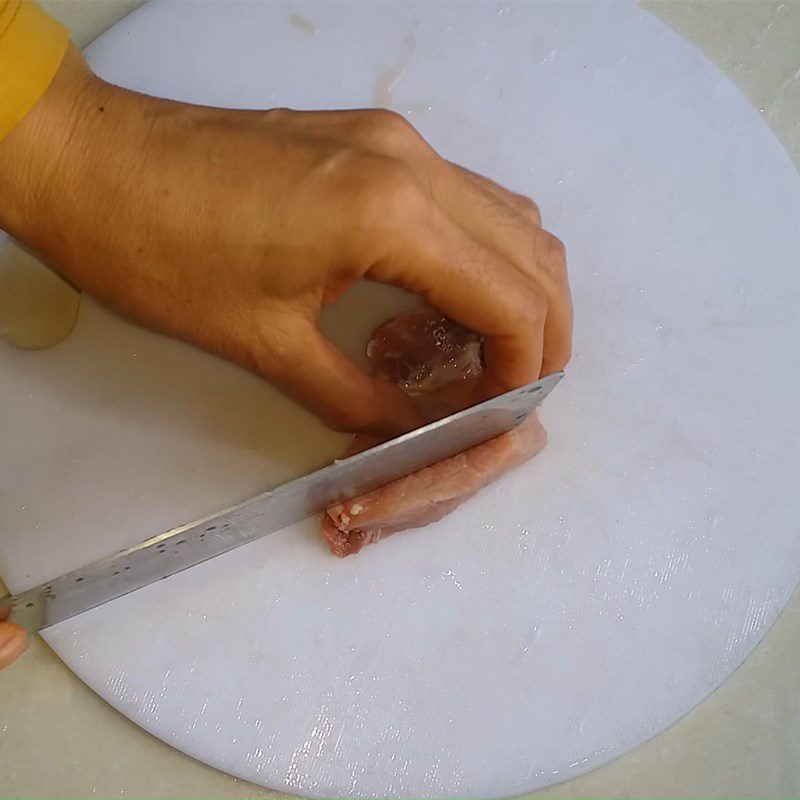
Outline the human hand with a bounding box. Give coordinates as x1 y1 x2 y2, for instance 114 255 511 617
0 605 28 669
0 45 572 436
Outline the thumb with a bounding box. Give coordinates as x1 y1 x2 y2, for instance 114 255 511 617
256 321 423 437
0 619 28 669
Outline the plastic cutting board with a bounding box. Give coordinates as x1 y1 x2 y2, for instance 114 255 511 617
1 1 799 797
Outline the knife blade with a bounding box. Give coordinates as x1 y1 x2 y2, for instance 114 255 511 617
1 371 563 632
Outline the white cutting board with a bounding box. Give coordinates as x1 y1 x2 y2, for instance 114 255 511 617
2 1 800 797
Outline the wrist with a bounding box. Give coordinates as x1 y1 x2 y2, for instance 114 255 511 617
0 45 119 248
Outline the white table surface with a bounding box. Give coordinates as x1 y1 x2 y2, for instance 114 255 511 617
1 1 798 797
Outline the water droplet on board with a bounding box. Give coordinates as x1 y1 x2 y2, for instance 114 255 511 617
442 569 462 589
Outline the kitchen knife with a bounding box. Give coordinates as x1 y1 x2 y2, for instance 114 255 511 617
2 371 563 632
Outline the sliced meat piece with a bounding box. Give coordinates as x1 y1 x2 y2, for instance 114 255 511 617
321 307 547 557
322 415 546 557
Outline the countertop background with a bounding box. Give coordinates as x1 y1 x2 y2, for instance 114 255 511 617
1 1 799 797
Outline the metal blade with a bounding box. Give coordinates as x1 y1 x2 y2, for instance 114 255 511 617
1 372 563 632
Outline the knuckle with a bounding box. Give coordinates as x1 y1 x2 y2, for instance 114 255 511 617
356 109 425 156
513 193 542 226
536 230 568 282
351 157 428 228
512 284 547 326
544 230 567 261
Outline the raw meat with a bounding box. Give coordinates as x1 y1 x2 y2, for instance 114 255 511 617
366 308 483 420
322 308 547 557
323 417 546 557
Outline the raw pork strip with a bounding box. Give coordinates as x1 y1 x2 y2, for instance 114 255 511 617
322 308 547 557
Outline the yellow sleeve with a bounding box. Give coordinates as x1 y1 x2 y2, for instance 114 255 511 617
0 1 68 141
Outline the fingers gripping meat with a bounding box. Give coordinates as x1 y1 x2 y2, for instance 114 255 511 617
322 308 547 556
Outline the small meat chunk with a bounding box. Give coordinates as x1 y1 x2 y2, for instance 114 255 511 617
321 308 547 556
366 307 482 418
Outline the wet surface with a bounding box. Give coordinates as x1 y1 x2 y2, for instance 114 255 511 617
0 240 80 350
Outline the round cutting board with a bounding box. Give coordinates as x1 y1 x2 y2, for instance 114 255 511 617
2 1 800 797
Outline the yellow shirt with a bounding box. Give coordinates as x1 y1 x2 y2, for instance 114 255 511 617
0 0 68 141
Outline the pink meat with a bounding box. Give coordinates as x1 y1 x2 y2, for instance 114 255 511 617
323 417 546 557
366 307 483 419
321 308 547 557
